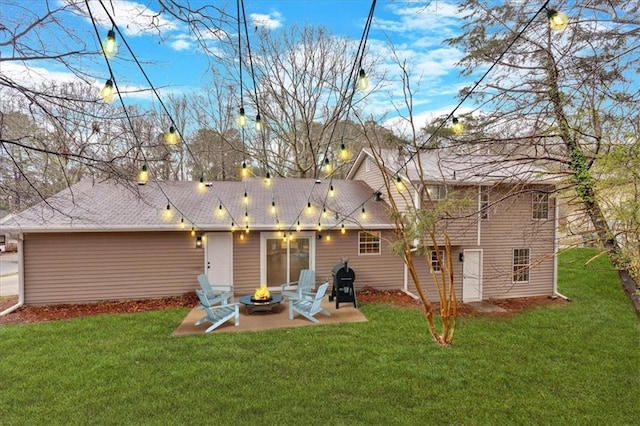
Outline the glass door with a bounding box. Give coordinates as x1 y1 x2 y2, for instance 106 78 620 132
262 232 314 287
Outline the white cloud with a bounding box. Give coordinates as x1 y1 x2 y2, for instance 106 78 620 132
250 12 283 30
170 39 191 51
62 0 178 36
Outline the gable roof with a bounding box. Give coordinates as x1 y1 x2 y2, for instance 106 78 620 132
347 146 559 185
0 178 394 234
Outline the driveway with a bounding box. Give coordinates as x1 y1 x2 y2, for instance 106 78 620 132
0 252 18 296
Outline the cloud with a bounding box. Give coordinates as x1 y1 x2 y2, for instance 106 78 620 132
62 0 178 36
250 12 283 30
170 39 191 51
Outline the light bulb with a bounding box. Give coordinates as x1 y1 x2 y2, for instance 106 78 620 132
323 207 328 218
243 191 248 205
197 174 206 193
101 79 114 103
255 114 262 131
341 223 346 234
357 68 370 91
452 117 464 135
164 126 179 145
179 217 185 229
162 203 174 221
329 185 335 197
245 224 250 234
296 221 301 232
244 211 249 222
271 201 276 215
307 201 312 213
137 164 149 185
395 175 405 192
190 227 196 237
361 206 367 219
217 203 224 216
317 223 322 232
324 157 332 173
547 9 569 31
231 222 236 232
241 161 248 178
237 107 247 128
326 234 331 242
339 143 349 160
102 30 118 58
265 171 271 187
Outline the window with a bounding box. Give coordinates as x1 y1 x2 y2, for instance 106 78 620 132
431 250 445 272
365 157 372 172
426 185 447 201
358 231 381 255
532 192 549 220
512 248 530 283
480 186 490 220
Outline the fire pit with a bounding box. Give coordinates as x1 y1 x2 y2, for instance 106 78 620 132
240 285 283 314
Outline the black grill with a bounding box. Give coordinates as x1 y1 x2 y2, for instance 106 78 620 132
329 260 357 309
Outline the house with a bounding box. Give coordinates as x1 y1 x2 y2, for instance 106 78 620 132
1 145 560 308
0 177 403 306
346 146 560 302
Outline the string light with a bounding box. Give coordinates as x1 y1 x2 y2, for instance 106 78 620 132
325 233 331 242
341 223 346 234
339 142 349 160
241 161 248 178
243 191 249 205
323 207 328 218
307 201 312 214
245 224 250 234
451 117 464 135
197 174 206 193
395 175 405 192
179 217 186 229
271 200 276 215
317 222 322 232
357 68 370 91
296 221 301 232
324 157 332 173
255 113 262 131
231 222 236 232
244 211 249 222
361 205 367 219
265 171 271 187
100 79 114 103
217 203 224 216
102 29 118 58
137 164 149 185
190 226 196 237
546 8 569 31
237 107 247 128
164 126 179 145
329 185 335 197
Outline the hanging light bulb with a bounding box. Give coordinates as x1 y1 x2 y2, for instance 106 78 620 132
341 223 346 234
276 219 281 231
317 222 322 232
164 126 179 145
102 29 118 58
547 8 569 31
190 226 196 237
245 224 250 234
357 68 370 91
451 117 464 135
326 233 331 242
395 175 405 191
329 184 335 197
244 211 249 222
324 157 332 173
323 207 328 218
296 221 301 232
240 233 245 240
101 79 114 103
271 200 276 215
307 201 312 214
137 164 149 185
339 142 348 160
197 174 206 193
243 191 248 205
255 113 263 131
265 171 272 187
237 107 247 128
241 160 248 178
217 203 224 217
162 203 174 221
231 222 236 232
179 217 186 229
361 205 367 219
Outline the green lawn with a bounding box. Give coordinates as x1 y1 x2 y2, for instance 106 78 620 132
1 248 638 425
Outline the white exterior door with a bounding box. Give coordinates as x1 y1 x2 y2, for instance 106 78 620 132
205 232 233 290
462 249 482 302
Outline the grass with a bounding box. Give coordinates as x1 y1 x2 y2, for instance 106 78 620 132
1 248 638 425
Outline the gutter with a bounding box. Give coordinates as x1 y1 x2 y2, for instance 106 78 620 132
551 197 571 302
0 234 24 316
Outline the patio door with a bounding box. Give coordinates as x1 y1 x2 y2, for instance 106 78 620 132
261 232 315 288
462 249 482 302
205 232 233 289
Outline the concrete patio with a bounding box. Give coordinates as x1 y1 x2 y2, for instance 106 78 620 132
173 297 367 336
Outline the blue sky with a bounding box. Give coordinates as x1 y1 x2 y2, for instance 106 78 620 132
3 1 520 134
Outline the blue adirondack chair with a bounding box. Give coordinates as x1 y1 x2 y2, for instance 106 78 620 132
195 289 239 332
289 282 331 324
197 273 234 305
280 269 315 302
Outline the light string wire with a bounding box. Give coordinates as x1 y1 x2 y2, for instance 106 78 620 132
328 0 555 231
90 0 239 231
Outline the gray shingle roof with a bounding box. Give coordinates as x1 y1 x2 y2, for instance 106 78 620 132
1 178 394 233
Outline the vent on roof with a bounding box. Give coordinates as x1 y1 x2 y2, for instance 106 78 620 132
315 179 322 184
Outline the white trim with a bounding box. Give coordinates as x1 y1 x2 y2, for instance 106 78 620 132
462 248 483 302
358 230 381 256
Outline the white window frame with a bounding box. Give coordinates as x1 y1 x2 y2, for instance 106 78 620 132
480 186 490 220
358 231 381 255
512 248 530 283
532 192 549 220
425 184 447 201
430 249 445 273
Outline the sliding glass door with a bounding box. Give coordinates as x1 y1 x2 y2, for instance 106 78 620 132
261 232 314 287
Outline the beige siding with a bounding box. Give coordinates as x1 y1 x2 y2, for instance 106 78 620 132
315 229 405 290
229 232 261 293
405 248 464 302
23 232 203 304
478 185 555 299
350 159 413 211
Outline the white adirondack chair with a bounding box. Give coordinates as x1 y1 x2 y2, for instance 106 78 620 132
280 269 315 302
195 289 239 332
289 282 331 324
197 273 234 305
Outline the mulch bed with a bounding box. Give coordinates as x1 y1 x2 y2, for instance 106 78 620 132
0 287 567 325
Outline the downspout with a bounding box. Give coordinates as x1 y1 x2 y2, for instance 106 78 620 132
553 197 570 301
0 234 25 316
